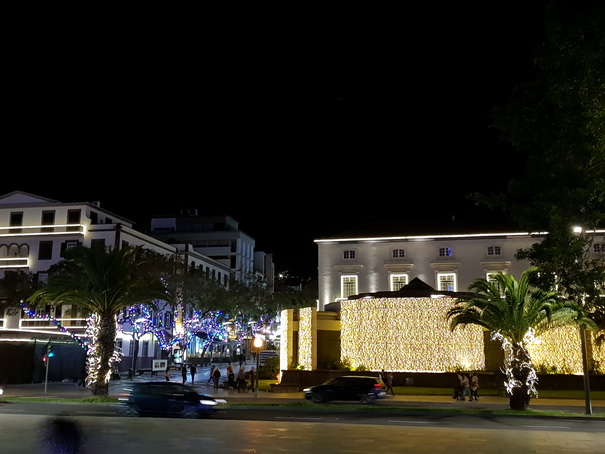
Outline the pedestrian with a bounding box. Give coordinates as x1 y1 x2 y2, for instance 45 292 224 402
248 367 256 392
237 366 246 393
165 366 171 381
212 366 221 390
207 365 215 385
181 364 187 384
379 369 386 383
460 373 471 401
190 363 197 384
452 372 463 400
77 365 86 388
385 371 395 395
470 372 480 401
227 366 236 389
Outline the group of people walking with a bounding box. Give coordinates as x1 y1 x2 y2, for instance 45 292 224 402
452 372 479 401
164 362 257 392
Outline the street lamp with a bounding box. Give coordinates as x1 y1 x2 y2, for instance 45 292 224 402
253 336 263 397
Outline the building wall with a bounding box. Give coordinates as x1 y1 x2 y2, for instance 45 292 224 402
316 232 538 310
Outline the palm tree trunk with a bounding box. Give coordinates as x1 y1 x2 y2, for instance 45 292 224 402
508 345 533 410
91 312 117 396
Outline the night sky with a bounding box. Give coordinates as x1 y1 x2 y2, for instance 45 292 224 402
3 2 552 277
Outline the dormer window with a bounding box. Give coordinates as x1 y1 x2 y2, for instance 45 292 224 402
392 249 405 258
343 250 356 259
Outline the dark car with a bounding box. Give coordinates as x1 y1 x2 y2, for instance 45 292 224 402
119 381 224 418
303 375 388 404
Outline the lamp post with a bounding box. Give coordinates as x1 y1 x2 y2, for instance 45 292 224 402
253 336 263 397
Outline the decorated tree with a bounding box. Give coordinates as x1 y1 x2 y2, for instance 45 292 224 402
447 270 594 410
28 246 171 396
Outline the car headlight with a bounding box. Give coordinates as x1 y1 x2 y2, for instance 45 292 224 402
199 399 218 406
303 388 311 393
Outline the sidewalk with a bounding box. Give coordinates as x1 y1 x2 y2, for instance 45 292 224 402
3 363 604 417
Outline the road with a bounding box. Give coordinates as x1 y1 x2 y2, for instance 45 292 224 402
1 401 604 453
1 412 604 454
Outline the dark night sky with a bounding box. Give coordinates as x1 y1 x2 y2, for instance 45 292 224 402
3 2 552 277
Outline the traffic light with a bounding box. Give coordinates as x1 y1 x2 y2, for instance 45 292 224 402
47 345 54 357
42 355 48 364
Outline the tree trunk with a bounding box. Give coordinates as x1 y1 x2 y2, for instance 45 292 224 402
508 345 534 410
91 312 117 396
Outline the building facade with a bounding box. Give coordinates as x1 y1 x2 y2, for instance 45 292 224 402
0 191 232 381
148 213 273 289
279 219 605 374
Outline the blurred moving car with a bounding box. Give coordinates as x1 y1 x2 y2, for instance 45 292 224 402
119 381 224 418
303 375 388 404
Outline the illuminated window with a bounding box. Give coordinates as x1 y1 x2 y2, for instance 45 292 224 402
438 247 453 257
343 250 356 259
341 275 358 299
392 249 405 258
437 272 456 292
487 246 501 256
390 274 408 291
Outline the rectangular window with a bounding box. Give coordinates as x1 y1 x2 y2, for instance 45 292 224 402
9 212 23 233
487 246 501 256
437 272 456 292
594 243 603 253
343 250 356 259
392 249 405 258
390 274 408 291
41 210 55 233
67 210 81 232
438 247 453 257
38 241 53 260
142 340 149 357
341 275 358 299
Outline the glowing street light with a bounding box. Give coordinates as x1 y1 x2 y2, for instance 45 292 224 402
253 336 263 397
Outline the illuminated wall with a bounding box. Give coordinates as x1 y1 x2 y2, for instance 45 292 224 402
340 297 485 372
298 307 314 370
280 302 605 374
529 326 605 374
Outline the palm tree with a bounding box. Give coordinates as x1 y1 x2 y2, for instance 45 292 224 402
28 246 172 396
447 269 595 410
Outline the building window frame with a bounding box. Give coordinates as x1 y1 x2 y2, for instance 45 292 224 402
341 275 358 299
343 250 356 260
438 247 453 257
390 273 408 291
392 249 405 258
437 272 457 292
487 246 501 256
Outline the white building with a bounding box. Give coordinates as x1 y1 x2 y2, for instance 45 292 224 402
0 191 231 377
315 218 549 310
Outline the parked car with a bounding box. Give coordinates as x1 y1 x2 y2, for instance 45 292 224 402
303 375 388 404
118 381 224 418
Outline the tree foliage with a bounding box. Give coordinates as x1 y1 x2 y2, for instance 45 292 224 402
480 0 605 332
